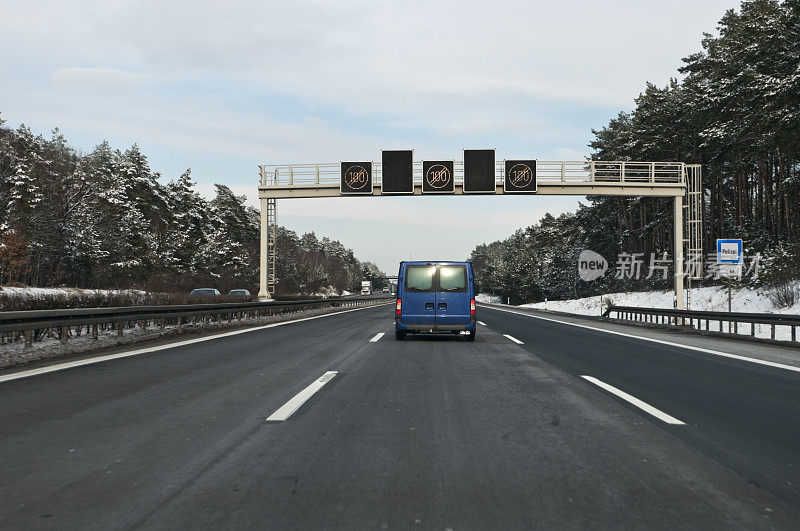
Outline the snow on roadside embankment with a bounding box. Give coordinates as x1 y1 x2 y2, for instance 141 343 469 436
0 286 145 298
476 293 502 304
0 287 148 310
520 284 800 316
516 284 800 342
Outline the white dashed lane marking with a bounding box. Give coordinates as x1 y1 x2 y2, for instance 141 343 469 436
369 332 385 342
266 371 338 422
581 375 685 425
503 334 524 345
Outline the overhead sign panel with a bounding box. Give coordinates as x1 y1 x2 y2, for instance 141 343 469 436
422 160 454 193
463 149 496 193
340 161 373 195
381 150 413 194
504 160 537 193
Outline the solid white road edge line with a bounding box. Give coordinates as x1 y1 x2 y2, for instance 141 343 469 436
369 332 385 342
483 305 800 375
477 321 486 326
503 334 524 345
266 371 338 422
581 375 685 425
0 304 390 384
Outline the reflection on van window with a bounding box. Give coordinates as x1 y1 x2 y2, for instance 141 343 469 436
405 265 436 291
439 266 467 292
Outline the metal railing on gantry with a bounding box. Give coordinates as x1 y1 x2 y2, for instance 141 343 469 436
259 160 685 188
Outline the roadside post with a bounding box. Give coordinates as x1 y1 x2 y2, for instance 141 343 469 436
716 239 743 331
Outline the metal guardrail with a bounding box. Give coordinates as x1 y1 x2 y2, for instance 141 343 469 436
0 296 392 348
259 161 685 187
603 305 800 343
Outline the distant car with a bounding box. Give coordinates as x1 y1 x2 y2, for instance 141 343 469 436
382 287 389 293
190 288 220 296
395 261 476 341
228 289 251 296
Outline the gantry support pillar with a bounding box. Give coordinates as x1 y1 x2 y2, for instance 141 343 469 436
674 195 685 310
258 197 270 299
258 197 276 300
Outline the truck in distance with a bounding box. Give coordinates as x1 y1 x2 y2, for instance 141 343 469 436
361 280 373 295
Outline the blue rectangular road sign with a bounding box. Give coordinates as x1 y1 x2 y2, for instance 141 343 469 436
716 239 743 264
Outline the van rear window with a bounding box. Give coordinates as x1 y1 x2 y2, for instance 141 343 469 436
439 266 467 292
405 265 436 292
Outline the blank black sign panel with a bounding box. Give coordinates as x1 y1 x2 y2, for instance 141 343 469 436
381 150 414 194
340 162 373 194
463 149 496 193
504 160 537 193
422 160 455 193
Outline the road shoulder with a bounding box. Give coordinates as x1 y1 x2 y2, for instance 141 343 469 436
480 303 800 370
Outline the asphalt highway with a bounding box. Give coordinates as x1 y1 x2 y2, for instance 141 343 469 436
1 303 799 529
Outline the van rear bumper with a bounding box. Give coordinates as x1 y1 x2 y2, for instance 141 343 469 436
396 321 476 333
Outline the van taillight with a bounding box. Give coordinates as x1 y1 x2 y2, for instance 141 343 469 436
470 299 476 316
396 298 402 315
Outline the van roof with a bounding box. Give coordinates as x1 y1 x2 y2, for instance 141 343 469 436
399 261 471 266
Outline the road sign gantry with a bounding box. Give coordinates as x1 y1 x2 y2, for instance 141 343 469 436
257 157 699 310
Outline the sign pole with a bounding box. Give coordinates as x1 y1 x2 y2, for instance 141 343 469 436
728 278 732 332
728 279 732 312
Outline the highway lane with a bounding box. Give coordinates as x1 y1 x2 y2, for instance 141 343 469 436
0 303 798 528
0 306 392 529
479 305 800 509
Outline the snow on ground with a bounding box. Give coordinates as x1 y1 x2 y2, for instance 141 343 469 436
476 293 502 304
0 286 146 297
514 283 800 342
314 285 342 297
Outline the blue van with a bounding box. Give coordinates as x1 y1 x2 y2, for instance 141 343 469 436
395 261 476 341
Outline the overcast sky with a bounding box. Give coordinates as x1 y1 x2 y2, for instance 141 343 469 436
0 0 738 273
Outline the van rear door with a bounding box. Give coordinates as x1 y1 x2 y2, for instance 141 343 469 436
435 264 471 328
401 264 437 327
